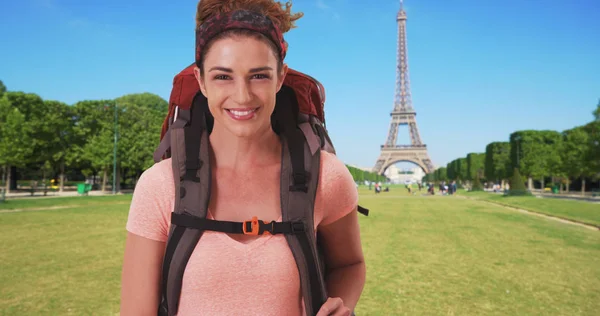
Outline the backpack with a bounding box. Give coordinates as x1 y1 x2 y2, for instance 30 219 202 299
153 63 369 316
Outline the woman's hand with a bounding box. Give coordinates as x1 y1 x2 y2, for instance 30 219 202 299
316 297 352 316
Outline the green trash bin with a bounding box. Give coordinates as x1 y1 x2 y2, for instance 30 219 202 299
552 185 559 194
0 188 5 203
77 183 89 195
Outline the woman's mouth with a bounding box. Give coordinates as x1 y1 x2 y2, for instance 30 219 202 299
225 108 259 121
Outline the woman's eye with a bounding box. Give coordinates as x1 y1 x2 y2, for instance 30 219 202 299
252 74 270 80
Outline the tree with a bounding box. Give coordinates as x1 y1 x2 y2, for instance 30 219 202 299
116 102 164 186
485 142 510 186
39 100 76 192
71 100 117 191
435 167 448 181
0 80 6 98
583 121 600 177
114 93 169 113
560 126 592 195
0 92 45 192
446 160 456 181
467 152 485 181
593 98 600 122
457 158 468 182
510 130 562 190
0 100 34 192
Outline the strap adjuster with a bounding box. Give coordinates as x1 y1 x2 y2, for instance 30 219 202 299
242 216 260 235
242 216 275 236
290 171 309 192
291 221 305 233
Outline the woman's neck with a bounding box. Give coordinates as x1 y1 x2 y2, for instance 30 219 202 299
208 124 281 171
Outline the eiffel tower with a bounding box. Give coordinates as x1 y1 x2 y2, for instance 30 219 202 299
373 0 435 175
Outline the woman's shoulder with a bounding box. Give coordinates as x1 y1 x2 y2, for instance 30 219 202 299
315 150 359 226
137 158 174 189
125 158 175 242
318 150 354 184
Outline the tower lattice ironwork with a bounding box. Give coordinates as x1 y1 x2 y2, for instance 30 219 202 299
373 0 435 175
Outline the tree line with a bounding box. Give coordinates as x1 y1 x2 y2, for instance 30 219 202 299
0 80 168 193
423 100 600 194
346 165 388 184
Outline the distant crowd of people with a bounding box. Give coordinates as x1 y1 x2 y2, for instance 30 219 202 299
420 181 458 195
359 180 460 196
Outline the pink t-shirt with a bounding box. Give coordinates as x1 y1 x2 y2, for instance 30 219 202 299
126 150 358 316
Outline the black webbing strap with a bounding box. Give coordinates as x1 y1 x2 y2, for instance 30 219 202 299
288 129 309 193
358 205 369 216
297 231 325 316
158 226 187 316
182 96 205 182
171 213 306 235
276 88 309 193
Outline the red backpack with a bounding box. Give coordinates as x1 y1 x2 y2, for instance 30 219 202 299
153 63 368 316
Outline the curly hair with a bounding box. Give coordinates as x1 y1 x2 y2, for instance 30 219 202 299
195 0 303 77
196 0 303 33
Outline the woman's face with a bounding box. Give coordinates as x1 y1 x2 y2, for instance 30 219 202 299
195 36 287 139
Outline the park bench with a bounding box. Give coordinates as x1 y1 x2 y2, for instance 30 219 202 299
592 189 600 197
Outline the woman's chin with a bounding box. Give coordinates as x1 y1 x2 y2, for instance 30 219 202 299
224 124 265 139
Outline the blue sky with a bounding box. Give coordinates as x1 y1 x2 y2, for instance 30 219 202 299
1 0 599 171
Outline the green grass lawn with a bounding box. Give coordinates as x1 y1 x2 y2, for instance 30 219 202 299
463 191 600 227
1 190 599 315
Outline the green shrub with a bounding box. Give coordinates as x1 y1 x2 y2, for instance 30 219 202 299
506 168 532 196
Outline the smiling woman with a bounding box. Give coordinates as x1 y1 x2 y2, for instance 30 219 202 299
197 34 284 138
120 1 366 316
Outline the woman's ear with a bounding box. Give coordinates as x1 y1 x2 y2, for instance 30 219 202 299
194 66 207 96
277 63 289 92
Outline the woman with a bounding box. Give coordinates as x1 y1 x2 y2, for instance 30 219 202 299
120 1 366 315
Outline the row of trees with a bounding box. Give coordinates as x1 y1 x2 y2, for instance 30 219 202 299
423 100 600 194
0 80 168 193
346 165 388 184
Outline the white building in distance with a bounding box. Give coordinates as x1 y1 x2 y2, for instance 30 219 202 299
348 164 426 184
383 165 426 184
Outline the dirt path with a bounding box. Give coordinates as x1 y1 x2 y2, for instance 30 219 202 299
461 196 599 232
0 202 131 214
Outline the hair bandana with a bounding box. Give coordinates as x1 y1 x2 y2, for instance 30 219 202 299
195 10 287 67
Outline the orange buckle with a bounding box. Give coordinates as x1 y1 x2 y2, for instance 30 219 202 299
242 216 272 236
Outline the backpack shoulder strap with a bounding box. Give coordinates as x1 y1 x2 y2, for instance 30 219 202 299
275 85 328 316
158 92 212 316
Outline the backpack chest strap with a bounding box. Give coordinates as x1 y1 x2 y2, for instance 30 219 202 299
171 213 306 236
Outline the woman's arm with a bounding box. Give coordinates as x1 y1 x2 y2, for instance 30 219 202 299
318 207 366 311
120 232 166 315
